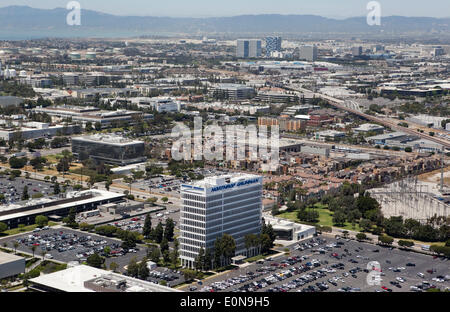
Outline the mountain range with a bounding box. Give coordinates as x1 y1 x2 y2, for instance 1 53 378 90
0 5 449 39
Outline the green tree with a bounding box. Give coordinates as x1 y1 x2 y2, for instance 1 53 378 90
398 240 414 248
85 122 93 132
195 247 206 271
152 222 164 244
164 218 175 241
53 182 61 195
260 233 273 254
356 233 367 241
86 253 104 268
22 185 30 200
9 156 28 169
332 210 347 226
94 122 102 131
30 245 37 258
127 257 139 277
138 258 150 280
35 215 48 228
13 241 19 254
142 213 152 238
0 222 7 233
160 238 169 254
109 262 119 272
378 235 394 246
150 246 161 263
360 219 372 232
221 234 236 266
64 207 77 228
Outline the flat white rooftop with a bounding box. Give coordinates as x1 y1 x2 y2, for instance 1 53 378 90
0 190 124 222
0 251 24 265
30 264 180 292
187 173 261 190
72 134 144 146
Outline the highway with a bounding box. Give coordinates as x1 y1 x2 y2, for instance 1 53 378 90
287 84 450 150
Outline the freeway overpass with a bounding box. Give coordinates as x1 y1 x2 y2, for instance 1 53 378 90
287 85 450 150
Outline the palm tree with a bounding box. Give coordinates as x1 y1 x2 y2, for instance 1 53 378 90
30 245 37 258
41 250 46 260
13 241 19 254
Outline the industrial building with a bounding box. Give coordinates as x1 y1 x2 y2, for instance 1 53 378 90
179 174 263 268
29 264 180 292
0 190 125 229
0 252 26 280
72 134 146 166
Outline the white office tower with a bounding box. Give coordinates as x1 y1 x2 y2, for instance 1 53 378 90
300 45 318 62
236 39 262 58
180 174 263 269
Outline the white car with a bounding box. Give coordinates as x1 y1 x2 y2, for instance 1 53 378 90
417 273 425 278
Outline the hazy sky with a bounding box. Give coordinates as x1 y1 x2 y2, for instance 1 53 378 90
3 0 450 18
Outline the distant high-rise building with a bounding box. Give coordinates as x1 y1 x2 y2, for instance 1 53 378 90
299 45 318 62
352 46 363 56
237 39 262 58
373 45 385 53
432 47 445 57
265 37 282 57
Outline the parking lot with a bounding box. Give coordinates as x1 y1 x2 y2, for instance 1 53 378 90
147 267 185 287
0 177 54 204
131 168 231 198
107 208 180 233
0 228 147 273
185 236 450 293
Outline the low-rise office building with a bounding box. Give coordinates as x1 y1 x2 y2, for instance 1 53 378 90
0 252 26 280
209 84 256 100
0 190 125 229
264 216 316 242
72 134 146 166
33 106 153 128
29 264 180 292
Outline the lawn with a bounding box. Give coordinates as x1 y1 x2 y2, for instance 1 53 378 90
2 222 59 236
278 204 362 232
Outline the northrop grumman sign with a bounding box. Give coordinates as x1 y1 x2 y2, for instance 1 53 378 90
211 178 260 193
